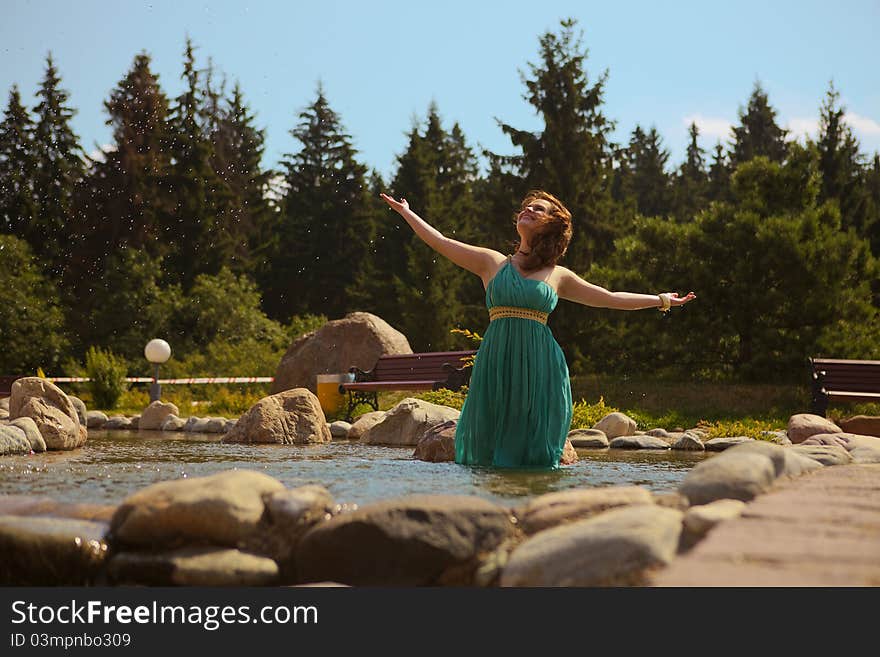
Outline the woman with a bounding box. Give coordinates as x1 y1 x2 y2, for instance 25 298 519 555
380 190 696 469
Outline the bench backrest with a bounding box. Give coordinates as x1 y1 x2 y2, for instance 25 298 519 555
372 351 475 382
811 358 880 393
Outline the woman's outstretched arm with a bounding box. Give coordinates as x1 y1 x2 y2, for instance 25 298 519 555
380 193 502 279
556 267 696 311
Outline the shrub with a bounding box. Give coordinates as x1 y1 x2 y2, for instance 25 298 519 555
570 396 620 429
415 387 468 410
84 346 129 409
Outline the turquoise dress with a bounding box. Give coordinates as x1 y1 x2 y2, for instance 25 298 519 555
455 256 573 469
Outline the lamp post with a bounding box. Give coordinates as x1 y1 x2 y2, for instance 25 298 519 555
144 339 172 403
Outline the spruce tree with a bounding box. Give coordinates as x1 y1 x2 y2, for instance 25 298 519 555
268 86 375 321
0 85 37 235
671 122 709 222
30 53 85 274
163 38 224 288
816 81 871 235
625 125 672 218
708 141 731 203
207 80 277 278
389 103 482 350
731 81 789 167
492 18 618 274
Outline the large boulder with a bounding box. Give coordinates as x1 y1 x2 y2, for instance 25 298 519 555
361 398 459 446
222 389 331 445
271 312 412 395
295 495 516 586
0 425 31 455
678 452 777 506
787 413 841 444
500 505 683 587
139 400 180 431
592 412 637 439
838 415 880 438
567 428 609 448
413 419 457 462
107 470 286 550
8 377 86 450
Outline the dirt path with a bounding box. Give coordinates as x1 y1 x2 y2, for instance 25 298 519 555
651 463 880 586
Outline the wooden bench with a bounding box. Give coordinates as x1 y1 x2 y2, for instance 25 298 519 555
0 376 22 399
810 358 880 416
340 350 476 422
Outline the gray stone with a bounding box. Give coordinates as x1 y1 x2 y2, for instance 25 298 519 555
296 495 516 586
361 398 459 446
760 430 791 445
705 436 755 451
108 470 286 549
69 396 87 426
671 432 705 451
724 440 821 478
567 428 609 448
329 420 352 438
182 416 210 433
791 444 853 466
160 414 186 431
251 485 336 581
107 548 279 586
678 452 777 506
683 499 747 537
514 486 654 535
413 419 457 462
129 415 140 429
645 428 671 439
86 410 108 428
500 505 684 587
609 435 670 450
0 425 31 455
139 400 180 430
8 417 45 452
0 397 8 411
0 515 108 585
204 417 227 433
103 415 133 430
592 412 637 439
347 411 386 440
788 413 842 444
222 389 331 445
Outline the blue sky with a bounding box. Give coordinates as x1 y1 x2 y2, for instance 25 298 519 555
3 0 879 181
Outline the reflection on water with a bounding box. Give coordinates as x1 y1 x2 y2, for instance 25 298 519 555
0 430 708 508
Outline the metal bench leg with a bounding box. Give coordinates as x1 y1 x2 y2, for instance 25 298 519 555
811 372 829 417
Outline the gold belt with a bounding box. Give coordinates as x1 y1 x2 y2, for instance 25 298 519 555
488 306 548 324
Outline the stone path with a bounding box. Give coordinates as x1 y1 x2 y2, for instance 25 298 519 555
652 464 880 586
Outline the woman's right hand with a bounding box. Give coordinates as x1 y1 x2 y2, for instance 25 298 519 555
380 193 410 215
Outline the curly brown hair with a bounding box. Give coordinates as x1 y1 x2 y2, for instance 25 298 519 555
512 190 573 272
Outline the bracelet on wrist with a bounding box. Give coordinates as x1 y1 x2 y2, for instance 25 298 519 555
657 293 672 312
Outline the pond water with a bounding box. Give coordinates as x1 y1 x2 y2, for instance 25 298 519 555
0 430 709 508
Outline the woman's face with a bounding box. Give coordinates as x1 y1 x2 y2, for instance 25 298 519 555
516 199 553 239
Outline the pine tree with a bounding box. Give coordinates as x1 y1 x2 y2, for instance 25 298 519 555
625 125 672 218
267 86 375 321
388 103 482 350
163 38 224 288
493 18 618 274
30 53 85 274
708 141 731 203
207 80 277 278
731 81 789 167
815 81 871 235
671 122 709 222
0 85 37 235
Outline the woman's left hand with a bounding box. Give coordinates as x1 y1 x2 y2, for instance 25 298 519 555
664 291 697 308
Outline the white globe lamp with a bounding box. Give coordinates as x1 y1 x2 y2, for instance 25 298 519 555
144 339 172 402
